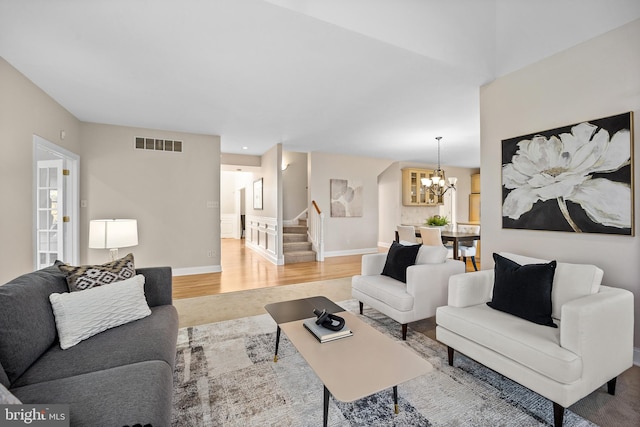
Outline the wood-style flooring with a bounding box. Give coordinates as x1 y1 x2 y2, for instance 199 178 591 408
172 238 480 299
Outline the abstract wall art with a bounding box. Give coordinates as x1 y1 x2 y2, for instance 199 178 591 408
502 112 633 235
330 179 363 217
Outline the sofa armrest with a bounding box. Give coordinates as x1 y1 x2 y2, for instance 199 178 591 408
447 269 494 307
361 253 387 276
136 267 173 307
560 286 633 383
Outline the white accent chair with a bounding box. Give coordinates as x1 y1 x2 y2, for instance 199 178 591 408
352 246 465 340
436 252 634 427
456 225 480 270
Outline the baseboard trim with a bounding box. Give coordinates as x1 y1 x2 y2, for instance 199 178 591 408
634 347 640 366
324 247 379 257
172 265 222 276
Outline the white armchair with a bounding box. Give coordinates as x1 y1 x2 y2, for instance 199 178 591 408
352 247 465 340
436 252 634 426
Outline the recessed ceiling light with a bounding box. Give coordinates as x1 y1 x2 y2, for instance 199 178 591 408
242 146 248 150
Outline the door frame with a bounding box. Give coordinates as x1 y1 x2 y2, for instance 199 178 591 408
33 135 80 267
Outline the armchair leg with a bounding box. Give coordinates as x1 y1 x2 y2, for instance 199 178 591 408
607 377 617 395
447 346 454 366
553 402 565 427
470 256 478 271
401 324 407 340
358 301 363 315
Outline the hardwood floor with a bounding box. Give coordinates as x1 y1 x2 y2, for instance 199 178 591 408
173 239 480 299
172 239 364 299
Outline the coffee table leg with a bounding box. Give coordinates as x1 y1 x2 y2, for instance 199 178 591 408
274 326 281 362
323 385 330 427
393 385 398 414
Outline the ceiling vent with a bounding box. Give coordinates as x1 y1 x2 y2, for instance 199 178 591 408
134 137 183 153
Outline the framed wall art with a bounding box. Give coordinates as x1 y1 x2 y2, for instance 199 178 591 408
253 178 263 210
502 112 633 235
330 179 363 217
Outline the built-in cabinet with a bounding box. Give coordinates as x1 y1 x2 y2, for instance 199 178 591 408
402 168 444 206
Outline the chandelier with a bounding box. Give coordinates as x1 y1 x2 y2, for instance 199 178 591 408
420 137 457 202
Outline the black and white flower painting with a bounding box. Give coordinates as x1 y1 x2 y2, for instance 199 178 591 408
502 112 633 235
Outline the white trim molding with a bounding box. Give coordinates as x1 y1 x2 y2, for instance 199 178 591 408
172 265 222 276
245 215 282 265
324 247 379 258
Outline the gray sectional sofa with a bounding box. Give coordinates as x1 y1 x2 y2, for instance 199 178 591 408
0 264 178 426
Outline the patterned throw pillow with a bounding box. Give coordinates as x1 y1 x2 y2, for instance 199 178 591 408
58 253 136 292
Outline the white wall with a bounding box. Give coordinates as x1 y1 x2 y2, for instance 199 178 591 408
80 123 221 273
480 19 640 348
282 151 308 220
309 152 392 255
0 58 82 282
245 144 283 264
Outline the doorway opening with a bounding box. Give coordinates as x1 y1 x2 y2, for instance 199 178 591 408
33 135 80 269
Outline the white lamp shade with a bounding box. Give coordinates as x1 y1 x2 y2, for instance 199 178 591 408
89 219 138 249
448 177 458 186
421 177 432 187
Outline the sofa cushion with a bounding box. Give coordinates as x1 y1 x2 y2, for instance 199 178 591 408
381 241 421 283
437 304 582 384
415 245 448 265
11 305 177 388
49 275 151 349
352 275 413 312
488 253 557 327
58 253 136 292
500 252 603 320
11 361 173 427
0 265 68 384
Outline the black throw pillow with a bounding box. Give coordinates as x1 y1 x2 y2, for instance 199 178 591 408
487 253 558 328
381 241 421 283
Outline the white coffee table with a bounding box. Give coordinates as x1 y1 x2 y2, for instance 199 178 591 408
279 310 432 426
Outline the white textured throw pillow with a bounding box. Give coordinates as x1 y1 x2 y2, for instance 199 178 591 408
415 245 448 264
49 275 151 349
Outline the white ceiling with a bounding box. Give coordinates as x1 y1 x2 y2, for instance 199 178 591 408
1 0 639 168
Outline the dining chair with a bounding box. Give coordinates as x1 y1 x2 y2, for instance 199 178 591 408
419 227 442 246
457 225 480 270
419 227 454 258
396 225 419 244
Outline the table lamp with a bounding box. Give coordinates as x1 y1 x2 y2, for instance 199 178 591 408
89 219 138 261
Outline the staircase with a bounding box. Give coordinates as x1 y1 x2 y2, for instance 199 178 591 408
283 218 317 264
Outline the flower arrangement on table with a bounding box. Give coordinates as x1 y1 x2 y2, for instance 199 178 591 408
425 215 450 227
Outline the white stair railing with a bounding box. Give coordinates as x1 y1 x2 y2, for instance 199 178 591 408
309 200 325 261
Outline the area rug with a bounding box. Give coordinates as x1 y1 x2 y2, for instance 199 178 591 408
172 300 596 426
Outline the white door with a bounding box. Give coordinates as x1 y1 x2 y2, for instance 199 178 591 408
36 159 64 269
33 135 80 269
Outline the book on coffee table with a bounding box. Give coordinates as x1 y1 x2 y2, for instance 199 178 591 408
303 318 353 343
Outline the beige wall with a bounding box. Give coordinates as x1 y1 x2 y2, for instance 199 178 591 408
0 57 81 282
480 19 640 348
282 151 308 220
309 152 393 255
80 123 221 272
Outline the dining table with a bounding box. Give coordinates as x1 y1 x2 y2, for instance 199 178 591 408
395 226 481 261
439 230 481 260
